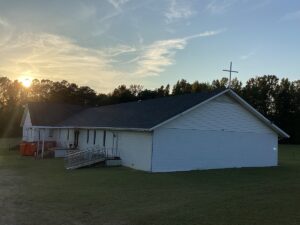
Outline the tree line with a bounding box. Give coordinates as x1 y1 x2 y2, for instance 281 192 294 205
0 75 299 144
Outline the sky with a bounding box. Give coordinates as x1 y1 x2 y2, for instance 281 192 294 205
0 0 299 93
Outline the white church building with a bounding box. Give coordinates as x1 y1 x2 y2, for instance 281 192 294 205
21 88 289 172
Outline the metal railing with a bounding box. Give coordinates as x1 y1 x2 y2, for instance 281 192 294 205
64 146 119 169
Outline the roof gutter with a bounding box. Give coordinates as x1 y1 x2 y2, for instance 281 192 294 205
30 125 151 132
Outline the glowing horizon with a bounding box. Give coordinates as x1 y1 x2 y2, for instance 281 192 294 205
19 76 32 88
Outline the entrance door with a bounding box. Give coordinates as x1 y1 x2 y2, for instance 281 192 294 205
112 132 119 157
74 130 79 148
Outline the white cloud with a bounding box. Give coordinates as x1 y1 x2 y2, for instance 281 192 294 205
134 29 224 76
281 10 300 21
206 0 270 14
105 44 137 57
0 16 224 91
95 1 128 29
107 0 130 10
134 39 185 76
0 17 13 47
0 17 9 27
240 50 256 60
250 0 271 10
184 29 225 40
137 33 144 44
79 3 97 20
0 32 123 92
165 0 195 23
93 0 131 28
206 0 237 14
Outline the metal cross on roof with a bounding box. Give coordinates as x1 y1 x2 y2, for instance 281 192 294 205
223 62 238 88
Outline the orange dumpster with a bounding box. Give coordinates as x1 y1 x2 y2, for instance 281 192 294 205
24 143 31 156
20 143 26 155
20 142 37 156
29 143 37 156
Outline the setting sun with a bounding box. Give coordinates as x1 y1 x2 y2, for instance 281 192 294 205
20 77 32 88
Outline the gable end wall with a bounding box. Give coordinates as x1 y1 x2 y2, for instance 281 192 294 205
161 93 276 134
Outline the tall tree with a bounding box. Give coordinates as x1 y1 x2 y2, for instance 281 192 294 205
212 77 228 89
242 75 279 116
172 79 192 95
191 81 211 93
0 75 298 143
110 85 135 103
272 79 294 142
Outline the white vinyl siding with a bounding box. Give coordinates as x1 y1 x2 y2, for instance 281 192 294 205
56 129 74 148
117 131 152 171
22 111 32 141
152 128 277 172
162 94 275 135
70 129 152 171
23 111 32 127
152 93 279 172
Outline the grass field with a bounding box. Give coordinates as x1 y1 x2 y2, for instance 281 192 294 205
0 139 300 225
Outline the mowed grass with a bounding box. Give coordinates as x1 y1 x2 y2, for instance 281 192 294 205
1 139 300 225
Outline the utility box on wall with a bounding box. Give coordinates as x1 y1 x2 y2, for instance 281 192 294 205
106 158 122 167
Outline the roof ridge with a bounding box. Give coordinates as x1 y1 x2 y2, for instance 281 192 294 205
57 89 227 129
90 88 227 109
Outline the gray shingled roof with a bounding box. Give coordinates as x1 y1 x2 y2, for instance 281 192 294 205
28 89 226 129
27 102 86 126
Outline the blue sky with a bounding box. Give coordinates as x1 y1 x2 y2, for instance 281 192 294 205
0 0 299 92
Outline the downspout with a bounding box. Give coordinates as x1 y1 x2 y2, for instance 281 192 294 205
116 133 119 157
41 128 45 159
37 128 40 158
150 130 154 172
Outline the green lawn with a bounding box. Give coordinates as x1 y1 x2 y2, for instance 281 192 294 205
1 139 300 225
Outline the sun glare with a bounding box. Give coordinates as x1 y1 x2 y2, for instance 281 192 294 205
20 77 32 88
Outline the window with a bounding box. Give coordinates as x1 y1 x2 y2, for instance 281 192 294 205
103 130 106 147
93 130 96 145
67 129 70 140
87 130 90 143
29 128 32 139
26 128 29 138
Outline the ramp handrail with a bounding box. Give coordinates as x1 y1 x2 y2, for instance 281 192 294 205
65 145 107 169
